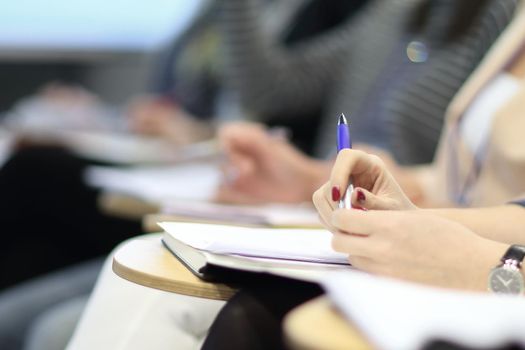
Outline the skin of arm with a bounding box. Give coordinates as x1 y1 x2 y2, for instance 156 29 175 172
327 209 509 292
360 148 525 243
423 205 525 245
214 122 330 204
213 122 435 205
215 133 524 291
312 149 525 291
216 125 525 246
317 149 525 244
127 95 214 145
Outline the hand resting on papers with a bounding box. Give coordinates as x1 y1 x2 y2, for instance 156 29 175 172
212 122 424 206
312 149 524 292
128 95 214 145
326 210 506 290
215 122 328 204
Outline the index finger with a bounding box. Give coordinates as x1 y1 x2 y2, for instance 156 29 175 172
218 123 269 162
329 149 382 201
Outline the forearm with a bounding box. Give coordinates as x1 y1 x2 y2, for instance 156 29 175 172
398 163 456 208
423 205 525 244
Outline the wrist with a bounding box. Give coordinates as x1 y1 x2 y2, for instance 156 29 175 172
487 244 525 294
474 240 510 292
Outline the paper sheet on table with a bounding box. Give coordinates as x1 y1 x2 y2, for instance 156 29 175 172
161 200 321 227
7 127 218 165
159 221 349 264
2 94 220 164
322 271 525 350
85 163 221 202
38 130 187 164
58 134 218 164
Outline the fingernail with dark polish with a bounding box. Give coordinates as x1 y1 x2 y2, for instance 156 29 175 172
357 189 366 203
332 186 341 202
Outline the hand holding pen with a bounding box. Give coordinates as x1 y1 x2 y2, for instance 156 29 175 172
313 118 417 226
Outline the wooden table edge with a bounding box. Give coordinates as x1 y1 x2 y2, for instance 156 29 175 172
112 236 237 301
284 296 371 350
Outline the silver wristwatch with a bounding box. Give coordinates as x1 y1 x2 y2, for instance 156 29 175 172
488 245 525 294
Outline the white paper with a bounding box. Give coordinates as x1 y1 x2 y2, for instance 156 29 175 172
160 222 349 265
323 271 525 350
3 91 219 165
204 253 350 283
47 130 181 164
161 200 321 227
63 133 218 164
85 163 221 202
8 128 218 164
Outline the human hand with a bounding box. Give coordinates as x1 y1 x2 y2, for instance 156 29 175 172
354 143 424 205
128 95 213 145
328 209 507 291
7 82 117 131
39 82 99 107
313 149 416 227
214 122 329 204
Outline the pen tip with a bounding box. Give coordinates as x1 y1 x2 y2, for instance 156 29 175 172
338 113 348 125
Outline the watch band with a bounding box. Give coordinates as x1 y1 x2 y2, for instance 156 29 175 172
501 245 525 265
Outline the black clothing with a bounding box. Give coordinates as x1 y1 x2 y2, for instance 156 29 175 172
0 146 141 289
201 276 322 350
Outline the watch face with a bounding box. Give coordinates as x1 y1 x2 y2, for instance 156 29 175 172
488 267 525 294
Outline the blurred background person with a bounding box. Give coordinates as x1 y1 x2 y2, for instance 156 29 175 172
13 1 523 350
0 1 368 350
0 0 367 290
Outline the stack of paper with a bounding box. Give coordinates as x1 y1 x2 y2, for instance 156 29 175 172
160 200 322 228
322 271 525 350
44 130 185 164
85 163 221 203
160 222 350 282
3 89 220 165
160 222 347 264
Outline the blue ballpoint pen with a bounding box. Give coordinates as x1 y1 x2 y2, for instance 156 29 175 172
337 113 353 209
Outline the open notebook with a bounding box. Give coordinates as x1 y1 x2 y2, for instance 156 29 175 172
159 222 350 283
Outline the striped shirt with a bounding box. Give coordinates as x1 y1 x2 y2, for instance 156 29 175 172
219 0 517 163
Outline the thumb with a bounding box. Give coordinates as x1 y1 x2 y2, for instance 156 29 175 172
351 187 397 210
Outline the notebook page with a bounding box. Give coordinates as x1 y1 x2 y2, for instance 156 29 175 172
85 163 221 202
160 200 321 227
205 253 350 283
323 271 525 350
159 222 348 264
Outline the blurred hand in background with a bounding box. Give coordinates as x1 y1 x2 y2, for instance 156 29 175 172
215 121 329 204
127 95 214 145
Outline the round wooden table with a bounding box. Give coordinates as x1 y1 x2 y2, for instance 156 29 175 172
112 235 236 300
